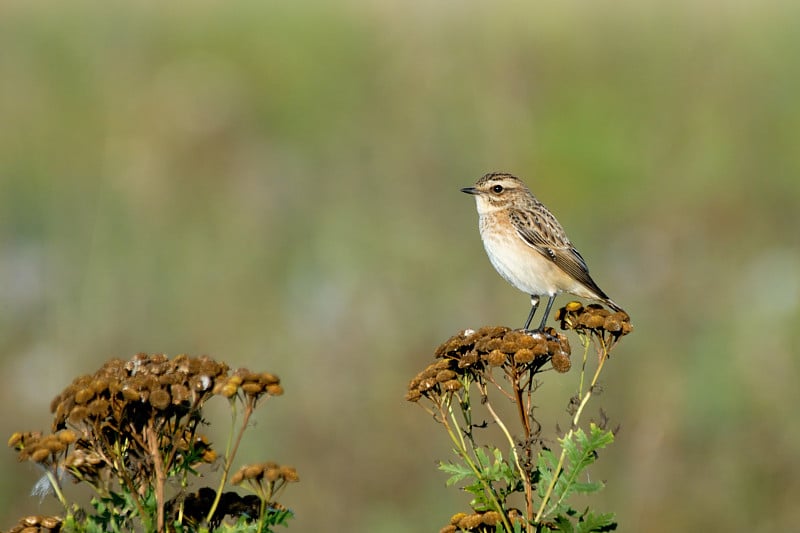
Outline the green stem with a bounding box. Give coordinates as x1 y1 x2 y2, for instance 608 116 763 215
205 399 238 524
577 333 590 396
534 343 609 523
482 396 532 533
110 438 150 531
144 424 167 533
257 491 267 533
206 401 254 524
44 469 68 510
441 401 514 533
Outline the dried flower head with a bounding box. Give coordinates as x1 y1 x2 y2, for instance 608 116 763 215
8 350 286 528
6 514 63 533
408 326 573 403
557 302 633 338
551 352 571 373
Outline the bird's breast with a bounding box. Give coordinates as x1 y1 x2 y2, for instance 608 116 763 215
477 213 578 297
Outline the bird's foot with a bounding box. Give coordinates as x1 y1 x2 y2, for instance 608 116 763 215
520 327 558 341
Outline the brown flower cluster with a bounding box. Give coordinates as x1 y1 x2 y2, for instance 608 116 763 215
440 510 524 532
9 353 284 488
556 302 633 345
230 462 300 504
7 352 293 532
49 353 233 431
5 515 62 533
43 352 282 433
213 368 284 401
8 515 62 533
8 430 76 467
231 462 300 486
407 326 572 402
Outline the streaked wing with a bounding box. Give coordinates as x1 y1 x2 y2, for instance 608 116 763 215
509 207 610 299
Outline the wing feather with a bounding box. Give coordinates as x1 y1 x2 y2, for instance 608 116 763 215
509 207 611 301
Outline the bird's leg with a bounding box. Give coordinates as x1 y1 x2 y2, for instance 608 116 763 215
536 295 556 332
523 295 540 331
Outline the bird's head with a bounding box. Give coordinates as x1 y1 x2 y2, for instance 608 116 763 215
461 172 531 214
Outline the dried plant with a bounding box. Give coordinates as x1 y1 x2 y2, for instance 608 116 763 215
7 353 297 533
407 303 632 532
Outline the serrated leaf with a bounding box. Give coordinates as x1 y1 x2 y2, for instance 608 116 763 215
536 449 558 498
439 460 474 487
555 424 614 503
474 446 491 467
554 514 575 533
575 511 617 532
536 424 615 520
570 480 604 494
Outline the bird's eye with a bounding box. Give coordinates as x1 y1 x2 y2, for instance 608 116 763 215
492 185 504 194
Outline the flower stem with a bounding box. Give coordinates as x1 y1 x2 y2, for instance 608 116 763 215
534 342 609 523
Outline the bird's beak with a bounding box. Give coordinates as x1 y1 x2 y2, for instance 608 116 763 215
460 187 479 195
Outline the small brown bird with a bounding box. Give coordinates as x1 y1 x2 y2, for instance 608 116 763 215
462 172 624 331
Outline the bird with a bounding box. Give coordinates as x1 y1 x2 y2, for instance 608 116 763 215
461 171 624 332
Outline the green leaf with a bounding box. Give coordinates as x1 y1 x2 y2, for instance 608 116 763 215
575 511 617 532
439 461 473 486
536 424 615 519
570 480 604 494
558 425 613 500
554 515 575 533
536 449 559 498
474 446 491 468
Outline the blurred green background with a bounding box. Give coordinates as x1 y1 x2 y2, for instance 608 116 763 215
1 0 799 531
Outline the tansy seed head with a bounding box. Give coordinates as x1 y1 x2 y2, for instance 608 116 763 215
531 341 549 356
244 464 264 480
8 433 23 448
514 349 535 364
31 448 51 463
220 384 239 398
74 388 94 405
203 449 217 463
87 399 110 418
433 359 452 371
482 511 500 525
279 465 299 482
266 384 284 396
43 437 65 453
241 383 263 396
121 386 140 402
405 389 422 402
449 513 467 525
459 513 484 529
457 351 480 368
265 465 281 481
484 349 506 366
68 406 89 425
552 353 571 373
443 379 462 392
259 372 280 385
170 384 190 404
499 341 519 354
149 389 171 410
435 370 456 382
418 378 437 392
22 515 42 526
41 516 61 529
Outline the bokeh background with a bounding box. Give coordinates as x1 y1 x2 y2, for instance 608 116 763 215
1 0 799 531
